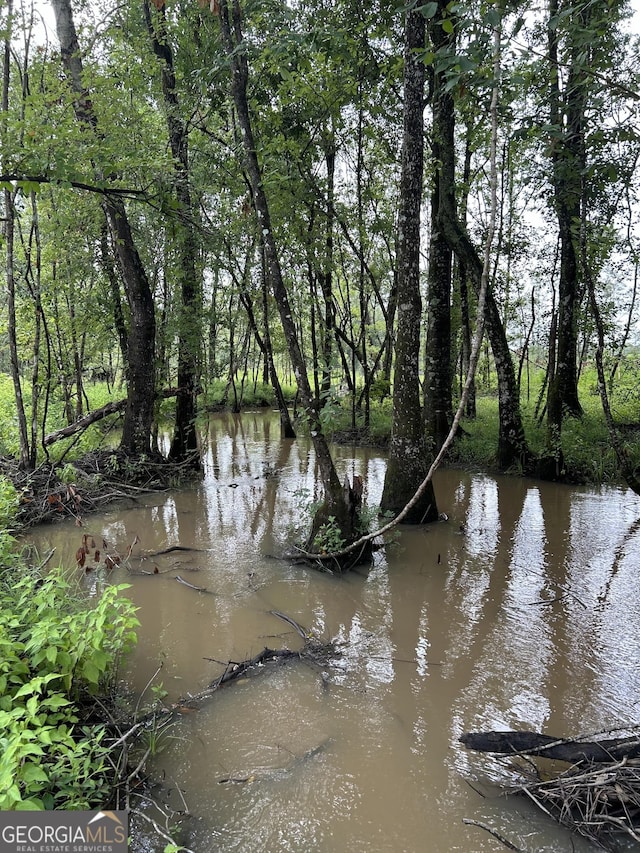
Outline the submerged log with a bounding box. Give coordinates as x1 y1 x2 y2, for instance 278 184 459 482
460 729 640 764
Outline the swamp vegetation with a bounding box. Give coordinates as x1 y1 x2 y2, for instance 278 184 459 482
2 0 640 848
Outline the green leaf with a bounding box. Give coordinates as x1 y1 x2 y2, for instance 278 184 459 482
17 180 40 195
16 798 45 810
441 17 454 33
418 2 438 18
20 762 49 785
82 660 100 686
41 694 71 711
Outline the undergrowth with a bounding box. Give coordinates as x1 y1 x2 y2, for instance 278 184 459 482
0 484 139 810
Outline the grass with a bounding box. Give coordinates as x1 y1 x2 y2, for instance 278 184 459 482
1 360 639 486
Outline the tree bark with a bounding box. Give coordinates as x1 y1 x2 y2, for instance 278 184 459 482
144 0 201 465
424 0 454 451
3 0 31 469
380 8 438 524
51 0 156 458
546 0 584 435
439 184 530 469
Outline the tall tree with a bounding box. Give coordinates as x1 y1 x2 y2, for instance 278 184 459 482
2 0 30 468
380 6 438 524
423 0 455 451
143 0 201 465
433 4 530 470
51 0 156 457
545 0 586 443
217 0 366 558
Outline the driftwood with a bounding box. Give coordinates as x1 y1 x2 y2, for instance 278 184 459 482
460 730 640 764
175 575 210 593
461 729 640 849
132 611 336 728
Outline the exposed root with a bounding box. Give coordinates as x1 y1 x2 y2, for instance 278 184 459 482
1 451 199 528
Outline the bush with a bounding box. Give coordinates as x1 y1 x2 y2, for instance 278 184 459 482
0 556 138 810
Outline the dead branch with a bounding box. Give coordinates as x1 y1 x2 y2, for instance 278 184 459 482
175 575 211 593
460 730 640 764
44 400 127 446
462 819 529 852
270 609 311 641
143 546 208 557
462 728 640 848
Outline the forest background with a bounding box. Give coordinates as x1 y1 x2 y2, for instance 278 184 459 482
1 0 640 507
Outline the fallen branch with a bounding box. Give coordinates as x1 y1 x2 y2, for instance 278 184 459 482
460 730 640 764
43 389 182 447
461 727 640 848
143 546 208 557
44 400 127 446
175 575 211 593
130 612 337 729
462 819 528 852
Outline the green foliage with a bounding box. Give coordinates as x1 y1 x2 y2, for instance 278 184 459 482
449 361 640 485
311 516 346 554
0 569 138 810
0 375 22 458
0 477 19 530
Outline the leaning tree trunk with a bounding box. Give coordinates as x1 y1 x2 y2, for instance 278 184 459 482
440 212 530 469
380 7 438 524
52 0 156 457
144 0 201 465
218 0 363 557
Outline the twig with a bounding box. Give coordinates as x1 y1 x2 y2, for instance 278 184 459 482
462 819 529 851
131 806 197 853
270 609 311 641
134 662 164 719
175 575 209 593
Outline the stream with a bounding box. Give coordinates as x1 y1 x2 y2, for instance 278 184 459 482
27 411 640 852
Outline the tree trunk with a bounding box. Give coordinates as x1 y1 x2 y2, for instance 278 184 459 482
546 0 584 436
380 8 438 524
218 0 362 556
461 730 640 764
423 0 454 451
51 0 156 458
458 130 476 419
320 135 336 402
2 0 30 469
144 1 201 465
439 190 529 468
100 224 129 377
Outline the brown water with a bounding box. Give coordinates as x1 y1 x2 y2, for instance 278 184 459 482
28 412 640 852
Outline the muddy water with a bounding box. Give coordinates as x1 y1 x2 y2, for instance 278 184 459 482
28 412 640 852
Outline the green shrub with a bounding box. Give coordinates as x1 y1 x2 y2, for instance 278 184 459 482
0 566 138 810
